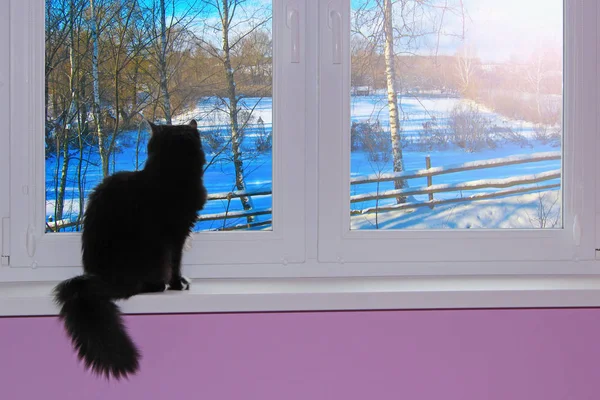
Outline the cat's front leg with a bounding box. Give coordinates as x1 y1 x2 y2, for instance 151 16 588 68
168 238 191 291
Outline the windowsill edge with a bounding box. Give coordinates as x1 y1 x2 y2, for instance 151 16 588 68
2 275 600 316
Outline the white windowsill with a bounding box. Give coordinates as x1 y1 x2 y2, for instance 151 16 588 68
2 275 600 317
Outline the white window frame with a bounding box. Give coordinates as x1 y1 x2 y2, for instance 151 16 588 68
318 0 600 275
2 0 600 316
0 0 9 270
4 0 306 280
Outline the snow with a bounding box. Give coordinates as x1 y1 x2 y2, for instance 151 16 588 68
45 94 563 231
350 169 560 203
351 190 562 230
348 94 562 229
351 151 560 184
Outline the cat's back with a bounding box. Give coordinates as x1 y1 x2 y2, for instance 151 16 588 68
83 170 150 226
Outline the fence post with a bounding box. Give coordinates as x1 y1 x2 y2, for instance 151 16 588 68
426 155 434 209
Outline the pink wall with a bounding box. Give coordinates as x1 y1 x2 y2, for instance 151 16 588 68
1 309 599 400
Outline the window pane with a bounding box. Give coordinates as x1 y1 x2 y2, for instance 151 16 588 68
45 0 272 233
350 0 563 230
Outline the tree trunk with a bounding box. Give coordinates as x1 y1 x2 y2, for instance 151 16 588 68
56 0 78 224
56 134 70 224
221 0 254 222
159 0 172 123
108 64 122 176
131 62 139 122
45 0 52 140
76 72 88 229
383 0 407 203
90 0 108 177
135 122 143 170
534 55 543 122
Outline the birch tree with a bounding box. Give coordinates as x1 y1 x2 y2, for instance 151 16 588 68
455 44 478 97
48 0 83 224
89 0 107 176
382 0 405 201
144 0 205 123
525 50 549 123
353 0 465 203
158 0 173 123
198 0 271 222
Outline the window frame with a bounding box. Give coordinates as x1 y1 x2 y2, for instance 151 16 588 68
0 0 9 269
317 0 599 274
5 0 306 274
2 0 600 315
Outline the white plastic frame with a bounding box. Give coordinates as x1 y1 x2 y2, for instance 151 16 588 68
6 0 306 275
1 0 599 285
318 0 599 274
0 1 9 266
2 1 600 315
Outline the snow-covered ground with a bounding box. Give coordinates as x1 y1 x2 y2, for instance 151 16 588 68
349 94 562 230
45 94 563 231
351 190 562 230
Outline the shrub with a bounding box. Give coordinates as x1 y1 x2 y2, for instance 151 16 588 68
532 124 561 147
448 103 494 152
418 115 450 151
254 117 272 153
351 121 392 162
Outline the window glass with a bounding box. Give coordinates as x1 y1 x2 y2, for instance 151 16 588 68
350 0 563 230
44 0 273 233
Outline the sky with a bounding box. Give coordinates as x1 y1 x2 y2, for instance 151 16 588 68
164 0 563 64
458 0 563 62
352 0 563 63
48 0 561 64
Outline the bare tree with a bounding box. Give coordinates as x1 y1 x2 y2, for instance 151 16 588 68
44 0 273 231
353 0 466 203
524 47 560 123
140 0 208 123
99 0 160 175
158 0 173 123
89 0 107 176
198 0 271 222
455 44 478 97
46 0 97 229
55 0 80 222
382 0 406 202
51 0 86 224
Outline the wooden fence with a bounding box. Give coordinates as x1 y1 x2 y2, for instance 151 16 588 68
196 189 272 231
350 151 561 215
45 188 273 232
46 151 561 231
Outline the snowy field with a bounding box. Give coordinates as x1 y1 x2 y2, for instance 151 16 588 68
351 190 562 230
45 97 274 231
349 94 562 230
45 94 562 231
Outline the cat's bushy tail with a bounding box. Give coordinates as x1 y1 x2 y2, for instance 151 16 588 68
53 275 140 379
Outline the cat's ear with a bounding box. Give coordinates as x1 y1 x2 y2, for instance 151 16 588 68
148 120 159 135
189 119 198 130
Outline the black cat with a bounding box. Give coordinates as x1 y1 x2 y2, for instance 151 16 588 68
53 120 207 379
